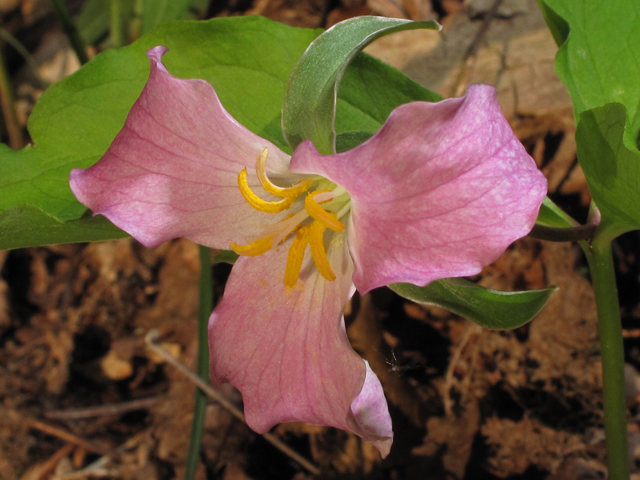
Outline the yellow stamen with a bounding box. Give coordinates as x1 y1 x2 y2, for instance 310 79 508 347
309 221 336 281
230 236 274 256
284 225 311 287
256 148 312 198
238 168 296 213
305 191 345 232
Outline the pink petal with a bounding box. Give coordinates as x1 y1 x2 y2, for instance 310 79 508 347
208 234 393 456
289 85 547 293
70 46 296 249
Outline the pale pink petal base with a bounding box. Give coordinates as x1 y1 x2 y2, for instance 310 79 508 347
70 46 296 249
290 85 547 293
208 234 393 456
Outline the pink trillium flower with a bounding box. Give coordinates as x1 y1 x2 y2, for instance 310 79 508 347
69 46 547 457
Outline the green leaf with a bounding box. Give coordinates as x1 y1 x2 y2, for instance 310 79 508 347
212 250 239 264
336 131 373 153
335 53 442 140
576 103 640 238
540 0 640 137
539 0 640 239
536 0 569 47
536 197 578 229
1 16 444 250
282 16 441 155
390 279 557 330
0 205 128 250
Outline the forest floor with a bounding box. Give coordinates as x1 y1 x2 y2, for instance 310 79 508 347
2 0 640 479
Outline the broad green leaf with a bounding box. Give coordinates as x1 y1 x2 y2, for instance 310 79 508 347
335 53 442 142
390 279 557 330
0 16 443 250
282 16 441 154
536 0 569 47
0 205 128 250
540 0 640 137
576 103 640 237
336 132 373 153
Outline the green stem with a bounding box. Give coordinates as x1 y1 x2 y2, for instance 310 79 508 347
185 245 213 480
49 0 89 65
0 44 24 149
109 0 126 48
586 238 629 480
529 223 597 242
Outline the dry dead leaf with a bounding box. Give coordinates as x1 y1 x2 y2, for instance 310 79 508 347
100 349 134 381
481 415 585 476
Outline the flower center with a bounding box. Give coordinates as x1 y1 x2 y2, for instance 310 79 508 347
230 148 350 287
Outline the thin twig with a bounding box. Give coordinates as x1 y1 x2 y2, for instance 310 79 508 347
28 418 109 456
27 443 75 480
49 0 90 65
53 471 113 479
52 431 147 480
145 330 321 475
45 397 160 420
247 0 271 15
0 28 49 89
443 323 480 416
449 0 503 97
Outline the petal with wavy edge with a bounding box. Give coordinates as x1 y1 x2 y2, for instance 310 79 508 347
208 232 393 456
70 46 298 249
289 85 547 293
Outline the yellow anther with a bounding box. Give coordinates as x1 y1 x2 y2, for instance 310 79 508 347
309 221 336 281
304 191 345 232
238 168 296 213
284 225 311 288
256 148 312 198
230 236 274 257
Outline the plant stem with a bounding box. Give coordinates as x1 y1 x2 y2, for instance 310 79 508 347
529 223 597 242
587 238 629 480
0 44 24 149
49 0 89 65
109 0 126 48
185 245 213 480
